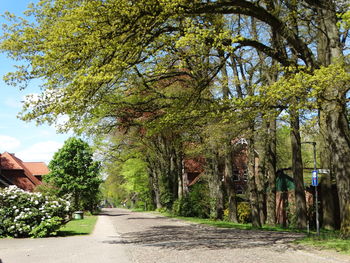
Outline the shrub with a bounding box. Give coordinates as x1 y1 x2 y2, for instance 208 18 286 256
223 208 229 221
237 202 251 223
0 186 71 238
172 183 210 218
172 196 193 217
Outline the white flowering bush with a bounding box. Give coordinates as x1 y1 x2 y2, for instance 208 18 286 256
0 186 71 238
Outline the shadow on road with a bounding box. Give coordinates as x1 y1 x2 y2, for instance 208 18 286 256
104 223 304 251
98 213 128 217
126 217 168 220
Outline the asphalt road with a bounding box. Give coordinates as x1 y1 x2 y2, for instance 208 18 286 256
1 208 350 263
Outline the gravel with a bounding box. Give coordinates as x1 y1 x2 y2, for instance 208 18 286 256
104 208 350 263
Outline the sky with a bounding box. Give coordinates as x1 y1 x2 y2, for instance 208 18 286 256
0 0 70 163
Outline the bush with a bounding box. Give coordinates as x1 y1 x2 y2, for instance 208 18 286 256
172 196 193 217
0 186 71 238
172 183 210 218
237 202 251 223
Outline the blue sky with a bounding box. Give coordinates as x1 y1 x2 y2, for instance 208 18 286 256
0 0 70 163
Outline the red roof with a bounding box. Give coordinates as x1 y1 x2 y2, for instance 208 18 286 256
0 152 45 187
184 157 205 173
0 152 23 170
23 162 50 175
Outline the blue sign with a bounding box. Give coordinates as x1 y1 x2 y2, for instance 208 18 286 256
312 170 318 186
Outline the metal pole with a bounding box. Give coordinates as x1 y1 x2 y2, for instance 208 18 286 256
312 142 320 236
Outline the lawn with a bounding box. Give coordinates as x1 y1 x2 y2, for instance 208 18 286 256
58 215 98 236
297 233 350 254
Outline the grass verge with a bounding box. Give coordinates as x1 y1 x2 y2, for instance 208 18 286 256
296 233 350 254
58 215 98 236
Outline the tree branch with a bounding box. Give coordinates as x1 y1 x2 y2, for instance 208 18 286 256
184 0 316 67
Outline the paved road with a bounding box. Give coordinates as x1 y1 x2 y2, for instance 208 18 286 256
0 211 130 263
1 208 350 263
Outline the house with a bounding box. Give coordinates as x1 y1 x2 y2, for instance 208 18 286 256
0 152 48 191
183 139 255 194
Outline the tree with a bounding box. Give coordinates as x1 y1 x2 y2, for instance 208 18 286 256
2 0 350 235
46 137 102 211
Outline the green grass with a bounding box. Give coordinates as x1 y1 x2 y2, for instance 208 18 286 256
297 232 350 254
57 215 98 236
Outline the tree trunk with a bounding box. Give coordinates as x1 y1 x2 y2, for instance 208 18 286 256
220 49 238 222
152 168 162 209
178 157 185 199
265 117 277 225
247 134 262 228
322 100 350 237
255 154 266 224
290 109 307 229
315 0 350 236
224 145 238 223
320 170 336 230
319 111 336 230
207 150 224 220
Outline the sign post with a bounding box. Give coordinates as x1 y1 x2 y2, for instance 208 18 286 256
303 141 319 235
311 142 320 236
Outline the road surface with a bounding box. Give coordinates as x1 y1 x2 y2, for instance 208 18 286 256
0 208 349 263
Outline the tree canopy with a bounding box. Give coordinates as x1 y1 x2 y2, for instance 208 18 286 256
2 0 350 236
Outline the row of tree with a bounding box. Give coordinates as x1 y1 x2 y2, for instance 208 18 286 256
1 0 350 236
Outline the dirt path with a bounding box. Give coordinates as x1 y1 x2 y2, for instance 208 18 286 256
104 208 350 263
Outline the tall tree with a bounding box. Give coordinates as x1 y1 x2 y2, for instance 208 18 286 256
2 0 350 235
46 137 102 211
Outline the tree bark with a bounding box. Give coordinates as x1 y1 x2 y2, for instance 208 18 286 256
247 130 262 228
265 117 277 225
152 166 162 209
290 109 307 229
207 150 224 220
224 144 238 223
314 0 350 236
322 100 350 236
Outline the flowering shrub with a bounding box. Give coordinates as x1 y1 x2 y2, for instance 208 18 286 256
0 186 71 238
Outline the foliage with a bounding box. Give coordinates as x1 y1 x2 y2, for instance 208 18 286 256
172 183 210 218
121 158 153 209
276 125 292 169
237 202 251 224
0 186 71 238
34 182 60 197
2 0 350 235
46 137 102 211
99 134 155 210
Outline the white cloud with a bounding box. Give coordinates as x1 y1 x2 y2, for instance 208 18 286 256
0 135 21 151
17 141 63 164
